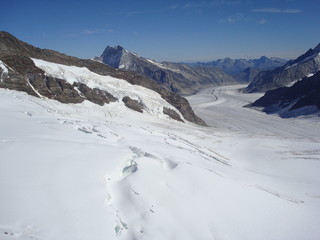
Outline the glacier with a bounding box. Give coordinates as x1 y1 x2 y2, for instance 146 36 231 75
0 64 319 240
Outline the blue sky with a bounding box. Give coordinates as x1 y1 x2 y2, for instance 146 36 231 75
1 0 319 62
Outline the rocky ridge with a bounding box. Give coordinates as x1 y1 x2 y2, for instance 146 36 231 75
246 43 320 93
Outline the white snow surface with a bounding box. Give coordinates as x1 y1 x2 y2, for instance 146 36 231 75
1 81 320 239
0 60 9 81
307 73 315 77
0 60 8 73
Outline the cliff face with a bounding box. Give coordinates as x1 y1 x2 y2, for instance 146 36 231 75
0 32 206 126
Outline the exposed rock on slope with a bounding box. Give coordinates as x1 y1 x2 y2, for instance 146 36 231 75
246 43 320 93
95 45 237 95
251 71 320 117
0 55 90 103
0 31 206 126
163 107 184 122
122 96 144 113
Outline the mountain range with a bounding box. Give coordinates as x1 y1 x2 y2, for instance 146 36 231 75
189 56 287 82
95 46 288 94
0 31 206 126
95 46 238 95
1 31 319 120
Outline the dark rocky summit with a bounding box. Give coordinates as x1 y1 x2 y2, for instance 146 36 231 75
95 45 237 95
251 71 320 117
246 43 320 93
0 31 206 126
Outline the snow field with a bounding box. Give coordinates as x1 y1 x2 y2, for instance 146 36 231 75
0 77 319 238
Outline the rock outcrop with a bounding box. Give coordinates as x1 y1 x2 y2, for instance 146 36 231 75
163 107 184 122
122 96 144 113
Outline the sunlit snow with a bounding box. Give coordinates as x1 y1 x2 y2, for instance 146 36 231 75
0 66 319 240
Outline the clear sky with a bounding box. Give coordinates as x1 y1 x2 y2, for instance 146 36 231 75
1 0 320 62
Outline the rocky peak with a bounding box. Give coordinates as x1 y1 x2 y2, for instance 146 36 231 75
99 45 127 68
258 56 268 62
115 45 125 51
102 45 125 55
313 43 320 53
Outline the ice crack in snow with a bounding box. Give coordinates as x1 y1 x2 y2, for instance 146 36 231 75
105 145 179 238
253 185 304 204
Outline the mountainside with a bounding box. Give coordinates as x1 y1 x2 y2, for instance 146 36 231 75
235 67 261 82
246 43 320 93
190 56 287 82
251 71 320 117
95 46 237 95
0 32 206 126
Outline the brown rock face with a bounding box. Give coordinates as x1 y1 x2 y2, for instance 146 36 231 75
0 55 116 104
163 107 184 122
122 96 144 113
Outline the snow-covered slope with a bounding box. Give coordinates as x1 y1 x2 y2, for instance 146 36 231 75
1 84 320 240
0 31 205 126
31 58 183 120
